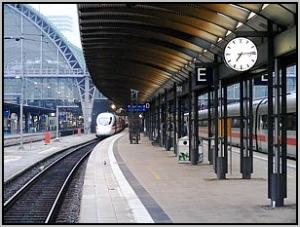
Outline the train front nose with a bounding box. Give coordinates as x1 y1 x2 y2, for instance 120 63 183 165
97 126 113 136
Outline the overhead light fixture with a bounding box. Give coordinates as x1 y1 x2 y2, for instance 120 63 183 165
226 30 232 36
262 4 269 10
193 57 197 63
203 49 207 53
236 22 243 28
15 75 21 79
217 37 223 42
247 12 256 20
111 104 116 110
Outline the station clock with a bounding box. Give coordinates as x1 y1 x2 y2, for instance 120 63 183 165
224 37 257 72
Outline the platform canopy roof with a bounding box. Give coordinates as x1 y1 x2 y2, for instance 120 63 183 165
78 3 296 106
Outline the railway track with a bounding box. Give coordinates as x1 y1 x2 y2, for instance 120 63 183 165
3 140 99 224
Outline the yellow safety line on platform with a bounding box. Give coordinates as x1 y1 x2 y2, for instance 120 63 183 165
148 167 161 180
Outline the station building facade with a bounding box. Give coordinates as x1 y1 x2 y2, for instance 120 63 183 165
3 4 108 135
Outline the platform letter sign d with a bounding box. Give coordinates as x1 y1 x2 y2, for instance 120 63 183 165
196 67 213 85
254 74 268 85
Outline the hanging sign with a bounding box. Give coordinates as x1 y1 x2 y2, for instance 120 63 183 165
195 67 213 85
254 74 268 85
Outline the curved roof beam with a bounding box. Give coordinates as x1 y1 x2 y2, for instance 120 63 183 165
145 4 237 31
81 25 222 56
87 55 180 73
83 41 193 62
9 4 83 70
82 35 199 58
85 47 187 69
88 60 174 82
79 8 227 38
89 67 167 86
83 43 194 78
90 49 185 68
80 18 218 45
81 30 205 54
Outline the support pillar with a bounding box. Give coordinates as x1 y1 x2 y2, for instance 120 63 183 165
150 99 154 140
214 57 227 179
173 83 177 155
207 91 213 165
178 97 182 139
188 74 193 161
25 112 29 133
268 27 287 207
240 79 253 179
191 90 199 165
157 94 161 146
163 89 168 148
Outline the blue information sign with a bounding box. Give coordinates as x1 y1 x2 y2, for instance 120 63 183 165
127 104 146 112
4 110 10 118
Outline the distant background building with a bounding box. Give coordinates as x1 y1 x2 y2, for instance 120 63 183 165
3 4 108 135
48 15 73 33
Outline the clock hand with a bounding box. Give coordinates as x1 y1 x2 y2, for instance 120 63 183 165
241 51 256 55
236 52 243 62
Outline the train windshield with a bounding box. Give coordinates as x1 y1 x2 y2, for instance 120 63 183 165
98 117 112 126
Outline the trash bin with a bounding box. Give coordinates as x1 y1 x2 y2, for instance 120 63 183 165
177 136 203 163
177 136 190 163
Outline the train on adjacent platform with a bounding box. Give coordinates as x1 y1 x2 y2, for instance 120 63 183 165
95 112 125 138
195 92 296 158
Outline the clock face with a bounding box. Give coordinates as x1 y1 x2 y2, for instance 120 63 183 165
224 37 257 71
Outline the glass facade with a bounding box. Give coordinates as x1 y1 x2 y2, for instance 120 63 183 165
4 4 84 106
3 4 107 135
4 5 70 72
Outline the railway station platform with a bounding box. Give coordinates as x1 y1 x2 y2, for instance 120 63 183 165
80 130 296 223
3 133 96 182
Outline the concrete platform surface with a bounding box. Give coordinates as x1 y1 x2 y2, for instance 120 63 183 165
80 130 296 223
80 133 155 223
4 133 96 182
116 132 296 223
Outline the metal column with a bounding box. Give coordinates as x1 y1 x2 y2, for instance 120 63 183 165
150 99 155 141
188 73 193 161
157 94 161 145
207 91 213 164
178 97 182 139
150 100 154 140
163 89 168 148
214 58 227 179
145 106 149 137
240 79 253 179
191 90 199 165
268 25 287 207
173 83 177 155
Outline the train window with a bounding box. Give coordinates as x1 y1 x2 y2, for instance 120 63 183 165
98 117 112 126
262 115 268 129
199 120 208 127
262 114 295 130
232 118 240 128
286 113 296 130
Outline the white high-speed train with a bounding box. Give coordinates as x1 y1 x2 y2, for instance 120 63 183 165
195 92 296 158
96 112 125 137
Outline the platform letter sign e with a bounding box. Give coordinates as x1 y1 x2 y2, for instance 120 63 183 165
196 67 213 85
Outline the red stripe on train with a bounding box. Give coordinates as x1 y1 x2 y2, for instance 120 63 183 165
199 129 296 146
